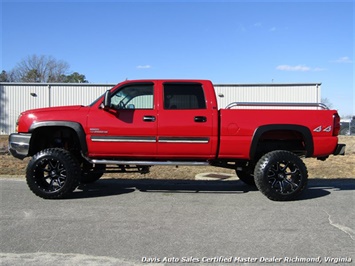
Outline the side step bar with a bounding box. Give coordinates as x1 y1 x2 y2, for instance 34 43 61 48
85 158 210 166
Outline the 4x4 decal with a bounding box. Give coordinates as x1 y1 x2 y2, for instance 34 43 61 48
313 126 332 132
323 126 332 132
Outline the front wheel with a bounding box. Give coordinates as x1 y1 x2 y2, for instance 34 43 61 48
254 150 308 201
26 148 80 199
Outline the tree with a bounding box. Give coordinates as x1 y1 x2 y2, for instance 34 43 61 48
11 54 70 83
0 70 17 82
321 97 333 109
62 72 88 83
23 69 41 82
0 70 9 82
7 55 89 83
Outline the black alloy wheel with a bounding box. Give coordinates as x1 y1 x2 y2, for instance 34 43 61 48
254 150 308 201
26 148 80 199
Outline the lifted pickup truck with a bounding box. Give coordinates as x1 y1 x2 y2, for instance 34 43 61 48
9 79 345 200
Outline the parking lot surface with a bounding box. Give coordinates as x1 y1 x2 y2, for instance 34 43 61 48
1 178 354 265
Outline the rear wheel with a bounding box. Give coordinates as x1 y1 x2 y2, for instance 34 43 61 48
26 148 80 199
254 150 308 201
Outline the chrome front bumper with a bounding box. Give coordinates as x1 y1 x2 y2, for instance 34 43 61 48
8 133 31 159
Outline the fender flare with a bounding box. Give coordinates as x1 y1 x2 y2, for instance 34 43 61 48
249 124 314 159
29 121 88 154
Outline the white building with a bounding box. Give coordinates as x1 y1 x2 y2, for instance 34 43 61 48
0 82 321 135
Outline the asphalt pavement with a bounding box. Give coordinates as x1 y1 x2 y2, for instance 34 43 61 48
1 177 354 266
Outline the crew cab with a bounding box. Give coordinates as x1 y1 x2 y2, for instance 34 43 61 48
9 79 346 200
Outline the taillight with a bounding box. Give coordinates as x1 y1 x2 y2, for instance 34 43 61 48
333 113 341 136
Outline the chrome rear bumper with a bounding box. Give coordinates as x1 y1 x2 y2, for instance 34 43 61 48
333 144 346 156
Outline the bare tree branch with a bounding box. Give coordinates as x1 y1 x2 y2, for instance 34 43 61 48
11 54 70 82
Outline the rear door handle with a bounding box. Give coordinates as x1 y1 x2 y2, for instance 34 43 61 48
143 116 156 122
194 116 207 123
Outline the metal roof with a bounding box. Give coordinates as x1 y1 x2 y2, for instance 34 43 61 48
1 82 322 87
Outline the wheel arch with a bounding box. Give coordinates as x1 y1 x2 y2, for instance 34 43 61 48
249 124 314 160
28 121 88 155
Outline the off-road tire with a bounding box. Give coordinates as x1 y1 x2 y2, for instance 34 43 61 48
26 148 80 199
254 150 308 201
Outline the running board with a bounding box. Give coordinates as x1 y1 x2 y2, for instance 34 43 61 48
85 158 209 166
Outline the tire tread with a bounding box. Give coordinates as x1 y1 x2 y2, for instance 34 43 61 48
254 150 308 201
26 148 80 199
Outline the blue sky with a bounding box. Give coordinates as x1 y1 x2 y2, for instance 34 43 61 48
1 0 354 116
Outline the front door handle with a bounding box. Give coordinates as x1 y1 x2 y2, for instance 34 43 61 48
194 116 207 123
143 116 156 122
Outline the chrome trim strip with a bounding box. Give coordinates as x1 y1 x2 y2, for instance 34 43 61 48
91 136 156 143
158 137 209 144
87 158 209 166
91 136 210 144
225 102 329 110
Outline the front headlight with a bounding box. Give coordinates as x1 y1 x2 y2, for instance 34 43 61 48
15 114 22 132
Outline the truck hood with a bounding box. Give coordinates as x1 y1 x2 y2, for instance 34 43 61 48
21 105 84 114
17 105 90 133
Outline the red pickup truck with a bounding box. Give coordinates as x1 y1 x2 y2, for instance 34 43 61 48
9 79 346 201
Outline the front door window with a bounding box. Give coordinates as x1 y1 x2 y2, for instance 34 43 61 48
111 84 154 110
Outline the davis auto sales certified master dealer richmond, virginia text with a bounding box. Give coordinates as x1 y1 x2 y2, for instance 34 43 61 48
141 255 352 264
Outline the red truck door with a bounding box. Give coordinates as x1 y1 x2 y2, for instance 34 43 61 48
86 82 158 158
157 82 217 159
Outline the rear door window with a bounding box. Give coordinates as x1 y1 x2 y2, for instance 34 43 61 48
163 83 206 110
